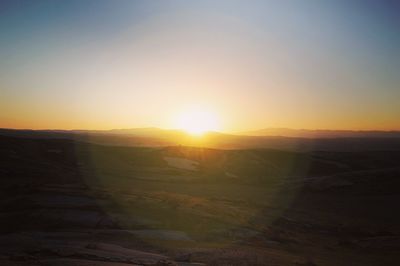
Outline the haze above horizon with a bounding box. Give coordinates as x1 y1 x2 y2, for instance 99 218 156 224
1 0 399 132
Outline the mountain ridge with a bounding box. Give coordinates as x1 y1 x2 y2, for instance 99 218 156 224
1 127 400 151
238 128 400 138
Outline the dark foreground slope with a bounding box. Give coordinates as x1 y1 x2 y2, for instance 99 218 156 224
0 135 400 265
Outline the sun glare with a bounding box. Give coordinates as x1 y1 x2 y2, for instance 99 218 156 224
176 108 220 136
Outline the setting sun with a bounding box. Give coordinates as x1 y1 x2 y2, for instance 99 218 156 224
175 108 220 136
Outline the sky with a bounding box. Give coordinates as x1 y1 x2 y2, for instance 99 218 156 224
0 0 399 132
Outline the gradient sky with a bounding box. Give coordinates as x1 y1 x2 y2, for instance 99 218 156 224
1 0 399 131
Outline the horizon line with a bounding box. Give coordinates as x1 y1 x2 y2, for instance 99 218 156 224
1 126 400 133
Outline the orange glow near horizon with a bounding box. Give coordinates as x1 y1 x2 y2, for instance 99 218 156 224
1 111 400 133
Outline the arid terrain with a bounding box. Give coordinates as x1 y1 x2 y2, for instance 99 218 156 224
0 130 400 265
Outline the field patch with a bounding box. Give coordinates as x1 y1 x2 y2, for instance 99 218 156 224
164 156 199 171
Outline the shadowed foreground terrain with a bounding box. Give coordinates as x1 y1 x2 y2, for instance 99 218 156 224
0 133 400 265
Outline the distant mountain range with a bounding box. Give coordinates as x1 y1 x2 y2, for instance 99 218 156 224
1 127 400 151
238 128 400 138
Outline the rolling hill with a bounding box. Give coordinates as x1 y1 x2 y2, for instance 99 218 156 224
1 127 400 151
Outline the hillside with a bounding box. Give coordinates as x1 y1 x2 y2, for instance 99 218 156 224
1 128 400 151
0 135 400 265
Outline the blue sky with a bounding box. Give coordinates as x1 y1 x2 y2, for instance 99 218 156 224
1 0 399 130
